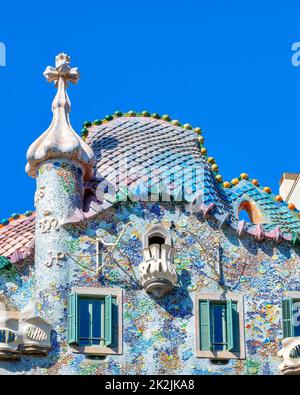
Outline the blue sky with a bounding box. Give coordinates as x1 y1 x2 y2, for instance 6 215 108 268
0 1 299 219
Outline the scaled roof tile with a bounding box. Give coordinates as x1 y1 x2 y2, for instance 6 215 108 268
0 213 35 262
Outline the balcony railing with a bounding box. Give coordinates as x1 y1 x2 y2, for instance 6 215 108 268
139 244 177 297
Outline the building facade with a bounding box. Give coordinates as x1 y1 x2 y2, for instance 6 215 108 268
0 54 300 375
280 173 300 210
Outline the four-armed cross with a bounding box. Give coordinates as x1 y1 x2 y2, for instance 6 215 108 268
43 53 80 87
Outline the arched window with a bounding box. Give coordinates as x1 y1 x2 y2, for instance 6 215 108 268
238 208 252 223
148 235 166 247
238 200 261 224
143 225 172 260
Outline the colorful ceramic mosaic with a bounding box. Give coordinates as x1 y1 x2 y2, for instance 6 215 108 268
1 202 300 374
0 53 299 375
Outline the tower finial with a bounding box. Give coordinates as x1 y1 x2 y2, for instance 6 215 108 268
43 53 80 87
25 53 94 180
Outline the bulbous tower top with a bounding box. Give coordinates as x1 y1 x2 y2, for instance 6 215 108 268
25 53 95 180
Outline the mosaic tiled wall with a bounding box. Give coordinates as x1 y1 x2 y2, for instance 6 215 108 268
0 195 300 375
33 160 83 330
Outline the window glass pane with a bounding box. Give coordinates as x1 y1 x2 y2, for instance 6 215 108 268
91 300 102 345
77 295 114 347
79 299 90 346
211 304 226 351
293 301 300 336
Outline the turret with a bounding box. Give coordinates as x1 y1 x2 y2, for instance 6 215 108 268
25 53 94 331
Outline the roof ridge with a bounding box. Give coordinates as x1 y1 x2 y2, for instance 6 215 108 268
0 211 35 230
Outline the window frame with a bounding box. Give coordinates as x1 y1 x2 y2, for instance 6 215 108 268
142 224 172 249
195 293 245 360
78 297 105 347
209 301 228 352
237 199 262 225
283 291 300 338
70 287 123 356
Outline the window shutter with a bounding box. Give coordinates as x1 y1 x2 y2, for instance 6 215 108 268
199 300 211 351
232 302 240 352
105 295 113 347
68 293 78 345
282 298 294 338
226 300 234 351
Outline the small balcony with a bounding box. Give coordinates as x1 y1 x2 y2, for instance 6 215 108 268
0 305 51 361
139 243 177 297
278 336 300 375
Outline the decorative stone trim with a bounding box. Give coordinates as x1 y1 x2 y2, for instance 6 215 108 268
18 345 49 356
142 224 172 249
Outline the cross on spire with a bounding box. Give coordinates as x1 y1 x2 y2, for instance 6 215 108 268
25 53 94 180
43 53 80 87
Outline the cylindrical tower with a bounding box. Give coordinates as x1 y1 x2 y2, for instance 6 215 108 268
25 53 94 336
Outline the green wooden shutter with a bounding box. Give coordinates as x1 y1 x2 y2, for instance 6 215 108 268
232 302 240 352
105 295 113 346
68 293 78 345
199 300 211 351
226 300 234 351
282 298 294 338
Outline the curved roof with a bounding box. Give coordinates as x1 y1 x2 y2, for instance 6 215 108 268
79 111 300 242
85 115 230 214
1 111 300 269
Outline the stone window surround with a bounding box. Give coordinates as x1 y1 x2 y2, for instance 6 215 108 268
142 224 172 249
285 291 300 334
285 291 300 300
195 292 246 360
70 287 123 356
